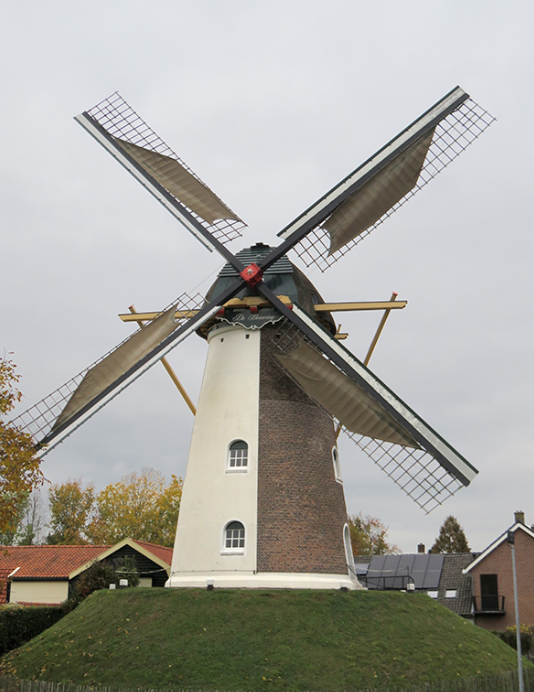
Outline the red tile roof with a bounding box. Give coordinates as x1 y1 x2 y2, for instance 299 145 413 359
0 545 110 579
0 540 173 582
131 540 173 566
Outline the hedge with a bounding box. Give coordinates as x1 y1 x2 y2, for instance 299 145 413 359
0 607 64 657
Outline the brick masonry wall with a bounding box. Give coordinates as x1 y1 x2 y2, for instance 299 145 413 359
471 528 534 631
257 324 349 575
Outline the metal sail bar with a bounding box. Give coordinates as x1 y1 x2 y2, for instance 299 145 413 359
261 292 478 513
10 292 205 455
75 92 246 252
277 88 495 272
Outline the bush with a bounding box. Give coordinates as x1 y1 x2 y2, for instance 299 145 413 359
494 624 534 656
64 557 140 612
0 605 64 656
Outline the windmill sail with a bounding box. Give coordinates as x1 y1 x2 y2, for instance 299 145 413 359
276 339 418 447
277 87 495 272
115 140 241 225
261 291 478 513
9 292 222 457
52 306 179 432
75 92 246 252
324 129 434 255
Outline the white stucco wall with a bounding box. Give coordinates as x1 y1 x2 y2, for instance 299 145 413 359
169 324 260 584
10 580 68 604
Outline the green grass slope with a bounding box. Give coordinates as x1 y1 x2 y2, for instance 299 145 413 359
0 588 529 691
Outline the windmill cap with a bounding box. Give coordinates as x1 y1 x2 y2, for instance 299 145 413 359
200 244 336 338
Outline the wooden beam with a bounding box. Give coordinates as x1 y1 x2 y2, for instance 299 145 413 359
314 300 406 312
119 310 198 322
119 298 406 323
364 293 399 367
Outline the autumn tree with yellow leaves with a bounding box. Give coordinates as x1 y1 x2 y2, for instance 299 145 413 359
348 512 399 556
46 479 95 544
0 355 43 536
87 469 182 547
47 469 182 548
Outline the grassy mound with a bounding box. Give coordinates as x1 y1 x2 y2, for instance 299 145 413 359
0 588 529 690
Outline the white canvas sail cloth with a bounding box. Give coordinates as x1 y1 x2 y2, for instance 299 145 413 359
324 129 434 255
276 339 418 447
116 140 241 225
53 307 179 431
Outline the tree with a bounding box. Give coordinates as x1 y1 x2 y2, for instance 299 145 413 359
86 468 182 547
0 489 46 545
0 491 30 545
65 556 139 611
17 489 45 545
348 513 399 556
431 515 470 554
46 479 95 544
0 355 43 535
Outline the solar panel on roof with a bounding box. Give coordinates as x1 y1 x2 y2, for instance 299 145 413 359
363 553 445 590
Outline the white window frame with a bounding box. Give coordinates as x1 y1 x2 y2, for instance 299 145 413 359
332 446 343 483
445 589 457 599
343 524 354 574
227 439 249 473
222 520 246 555
427 590 439 599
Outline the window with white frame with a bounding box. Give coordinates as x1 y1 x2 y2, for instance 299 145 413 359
332 447 342 482
228 440 248 470
224 521 245 551
343 524 354 573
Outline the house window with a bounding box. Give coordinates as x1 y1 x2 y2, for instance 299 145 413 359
427 591 438 599
480 574 499 610
332 447 342 483
224 521 245 551
445 589 457 598
228 440 248 470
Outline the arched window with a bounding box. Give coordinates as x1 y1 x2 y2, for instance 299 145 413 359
228 440 248 469
332 447 342 483
225 521 245 550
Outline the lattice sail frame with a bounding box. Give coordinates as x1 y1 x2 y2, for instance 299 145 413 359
292 98 495 272
272 320 465 513
10 292 205 445
86 92 246 246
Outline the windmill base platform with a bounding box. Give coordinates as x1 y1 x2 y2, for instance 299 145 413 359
166 570 362 590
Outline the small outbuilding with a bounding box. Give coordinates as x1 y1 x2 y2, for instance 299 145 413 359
0 538 173 606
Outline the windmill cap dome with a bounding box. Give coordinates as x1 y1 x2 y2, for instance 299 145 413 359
200 243 336 337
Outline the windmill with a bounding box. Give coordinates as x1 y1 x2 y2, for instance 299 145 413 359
12 87 494 590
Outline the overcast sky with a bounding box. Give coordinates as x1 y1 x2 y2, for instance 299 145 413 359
1 1 533 554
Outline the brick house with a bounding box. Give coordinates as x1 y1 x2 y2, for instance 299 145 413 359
463 512 534 630
463 511 534 631
0 538 173 605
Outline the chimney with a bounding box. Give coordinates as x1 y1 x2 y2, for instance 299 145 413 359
417 543 425 554
514 511 525 525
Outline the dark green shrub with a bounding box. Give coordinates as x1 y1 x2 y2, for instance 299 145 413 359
0 606 64 656
494 625 533 656
64 557 139 612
